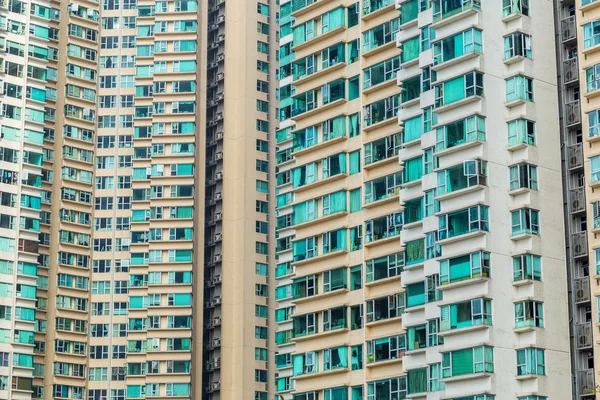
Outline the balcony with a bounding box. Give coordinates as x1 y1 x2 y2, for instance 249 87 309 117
575 276 590 303
563 58 578 85
438 205 488 242
572 231 588 258
576 322 593 350
568 144 583 170
571 187 585 214
565 100 581 127
561 16 576 44
365 213 402 245
578 369 595 397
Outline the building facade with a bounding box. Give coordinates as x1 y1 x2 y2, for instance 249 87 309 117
275 0 573 399
0 0 278 397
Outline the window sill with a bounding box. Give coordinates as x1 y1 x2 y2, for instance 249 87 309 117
512 279 537 287
440 276 489 291
508 187 533 196
364 234 400 248
440 372 492 384
431 7 479 29
362 2 395 21
403 261 424 271
293 172 347 193
291 0 324 18
363 77 398 95
399 56 420 70
434 139 484 157
435 185 485 201
514 326 538 334
507 142 532 151
405 347 426 356
292 327 349 343
435 95 482 114
292 367 349 381
400 96 420 109
363 116 398 132
364 275 401 288
362 40 396 59
365 315 402 328
293 211 348 230
363 155 399 170
403 220 423 230
366 356 403 368
516 374 540 381
401 178 422 189
501 12 524 23
404 304 425 313
292 288 349 305
293 98 347 122
510 233 536 242
363 193 400 209
293 248 348 267
292 26 346 52
583 42 600 57
439 323 489 337
432 51 480 72
582 0 600 12
503 55 527 65
293 61 346 87
401 136 422 148
437 230 487 246
291 134 347 157
505 98 530 108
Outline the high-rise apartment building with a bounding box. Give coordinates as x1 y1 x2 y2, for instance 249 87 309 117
0 0 278 397
275 0 573 399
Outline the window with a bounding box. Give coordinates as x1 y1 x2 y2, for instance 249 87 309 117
506 75 534 103
433 29 482 65
434 71 483 108
586 65 600 93
441 346 494 378
503 0 529 16
440 298 492 332
508 119 536 146
584 20 600 49
440 251 490 285
513 254 541 281
511 208 539 236
516 348 545 376
366 377 406 400
509 163 538 191
504 32 532 59
515 301 543 328
438 205 489 240
366 293 404 323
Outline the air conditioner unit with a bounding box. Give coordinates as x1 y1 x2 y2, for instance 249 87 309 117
214 212 222 221
570 156 579 168
565 70 575 82
215 151 223 160
572 199 581 211
215 171 223 180
567 112 577 124
217 15 225 23
212 338 221 347
213 253 222 262
563 28 572 39
216 72 224 80
121 260 130 267
210 382 220 391
212 296 222 305
575 244 583 255
214 233 222 241
71 4 79 11
212 274 222 284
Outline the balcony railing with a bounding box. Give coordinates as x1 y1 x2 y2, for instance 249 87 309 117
566 100 581 126
575 276 590 303
561 16 576 42
572 231 588 258
564 58 578 84
576 322 593 349
571 187 585 214
578 369 595 396
568 143 583 169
